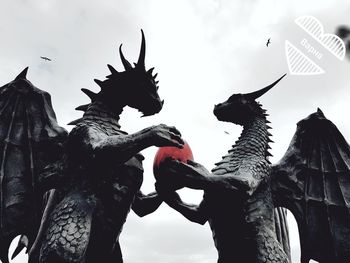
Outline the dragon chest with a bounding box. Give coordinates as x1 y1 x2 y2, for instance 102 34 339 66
110 153 144 203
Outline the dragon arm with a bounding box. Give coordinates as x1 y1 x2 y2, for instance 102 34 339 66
164 160 264 196
132 191 162 217
89 124 183 165
166 198 208 225
156 184 208 224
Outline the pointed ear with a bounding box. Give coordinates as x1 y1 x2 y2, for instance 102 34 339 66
15 67 29 80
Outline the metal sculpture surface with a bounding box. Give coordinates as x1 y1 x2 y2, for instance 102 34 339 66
0 31 184 263
157 74 350 263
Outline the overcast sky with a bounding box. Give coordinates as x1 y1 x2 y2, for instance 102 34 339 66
1 0 350 262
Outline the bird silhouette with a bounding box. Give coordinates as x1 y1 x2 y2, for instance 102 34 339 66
40 56 52 61
266 38 271 47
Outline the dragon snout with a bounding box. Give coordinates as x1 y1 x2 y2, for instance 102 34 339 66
213 103 223 119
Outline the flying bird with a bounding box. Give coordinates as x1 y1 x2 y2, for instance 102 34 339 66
40 56 52 61
266 38 271 47
224 131 230 135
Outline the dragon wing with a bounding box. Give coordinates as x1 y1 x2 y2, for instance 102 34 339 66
0 68 67 263
271 108 350 263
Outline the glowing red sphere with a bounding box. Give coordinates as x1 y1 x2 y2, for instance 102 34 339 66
153 141 194 180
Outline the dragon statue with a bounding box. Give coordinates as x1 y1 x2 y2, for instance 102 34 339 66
0 30 184 263
158 74 350 263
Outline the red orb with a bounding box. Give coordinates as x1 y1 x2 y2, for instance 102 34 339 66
153 141 194 180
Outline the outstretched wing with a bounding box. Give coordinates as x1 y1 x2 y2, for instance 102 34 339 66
0 68 67 262
271 108 350 263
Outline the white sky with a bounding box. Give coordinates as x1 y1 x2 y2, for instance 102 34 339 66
1 0 350 262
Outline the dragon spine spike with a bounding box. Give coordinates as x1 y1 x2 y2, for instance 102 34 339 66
81 88 98 101
119 44 133 70
147 67 154 75
75 104 90 112
317 107 325 116
67 118 83 125
137 29 146 68
15 67 29 80
94 79 104 88
268 138 274 143
153 73 158 79
107 64 118 74
245 73 286 100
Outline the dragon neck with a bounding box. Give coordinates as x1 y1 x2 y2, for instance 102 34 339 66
230 110 272 160
82 100 122 130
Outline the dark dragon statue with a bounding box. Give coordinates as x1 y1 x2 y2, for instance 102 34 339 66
157 74 350 263
0 30 184 263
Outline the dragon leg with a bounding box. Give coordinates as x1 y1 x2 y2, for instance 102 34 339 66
39 192 96 263
256 228 289 263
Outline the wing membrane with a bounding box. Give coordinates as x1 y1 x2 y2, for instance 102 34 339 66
272 109 350 263
0 69 67 262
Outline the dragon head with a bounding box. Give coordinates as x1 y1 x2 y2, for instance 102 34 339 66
213 74 286 125
82 30 163 117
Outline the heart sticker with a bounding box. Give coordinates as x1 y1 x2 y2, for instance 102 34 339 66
285 15 346 75
285 40 325 75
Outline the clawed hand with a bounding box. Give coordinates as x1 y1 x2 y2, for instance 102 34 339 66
150 124 184 148
162 159 211 179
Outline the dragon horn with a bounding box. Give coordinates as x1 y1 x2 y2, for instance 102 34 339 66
137 29 146 68
245 73 286 100
15 67 29 80
119 44 132 70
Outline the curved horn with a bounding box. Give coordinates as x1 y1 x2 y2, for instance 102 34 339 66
119 44 132 70
15 67 29 80
245 73 286 100
137 29 146 68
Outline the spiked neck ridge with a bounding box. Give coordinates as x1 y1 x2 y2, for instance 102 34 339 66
82 99 122 129
230 107 273 160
